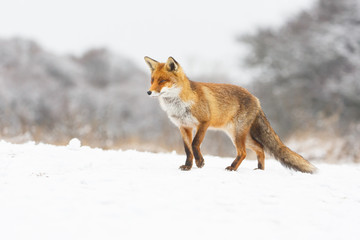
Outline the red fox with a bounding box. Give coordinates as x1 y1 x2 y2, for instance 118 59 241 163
144 56 317 173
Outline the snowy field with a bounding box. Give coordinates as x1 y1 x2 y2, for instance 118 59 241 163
0 140 359 240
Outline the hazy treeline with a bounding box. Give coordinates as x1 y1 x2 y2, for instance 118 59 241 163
0 38 233 155
0 39 171 150
239 0 360 162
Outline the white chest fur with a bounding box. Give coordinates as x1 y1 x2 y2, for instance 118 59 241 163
159 96 199 128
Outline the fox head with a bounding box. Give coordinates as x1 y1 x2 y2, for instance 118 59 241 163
144 56 185 97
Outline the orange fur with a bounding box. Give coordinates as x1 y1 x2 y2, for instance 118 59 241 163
144 56 317 173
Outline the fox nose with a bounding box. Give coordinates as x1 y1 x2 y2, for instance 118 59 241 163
147 91 152 96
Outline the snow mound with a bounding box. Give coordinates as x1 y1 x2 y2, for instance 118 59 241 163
67 138 81 150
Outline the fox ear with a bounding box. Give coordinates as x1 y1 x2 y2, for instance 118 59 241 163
144 56 159 72
166 57 179 72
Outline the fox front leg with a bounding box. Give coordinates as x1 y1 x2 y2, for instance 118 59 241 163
179 127 193 171
191 122 209 169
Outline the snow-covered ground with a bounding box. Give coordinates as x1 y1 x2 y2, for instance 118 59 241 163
0 140 359 240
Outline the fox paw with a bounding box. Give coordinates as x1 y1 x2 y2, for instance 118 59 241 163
179 165 192 171
253 168 264 171
225 166 236 171
195 159 205 168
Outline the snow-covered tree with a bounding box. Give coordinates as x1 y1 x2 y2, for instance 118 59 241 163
239 0 360 162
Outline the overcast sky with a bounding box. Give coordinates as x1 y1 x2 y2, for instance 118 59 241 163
0 0 315 80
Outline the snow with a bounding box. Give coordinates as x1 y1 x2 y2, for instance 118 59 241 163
0 140 359 240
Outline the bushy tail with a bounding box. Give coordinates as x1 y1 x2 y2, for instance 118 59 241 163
250 110 317 174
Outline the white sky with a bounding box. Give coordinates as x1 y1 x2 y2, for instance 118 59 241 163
0 0 315 81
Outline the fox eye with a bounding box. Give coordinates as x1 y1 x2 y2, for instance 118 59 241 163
159 79 167 84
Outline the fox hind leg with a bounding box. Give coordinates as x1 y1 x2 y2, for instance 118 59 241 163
226 131 247 171
246 135 265 170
